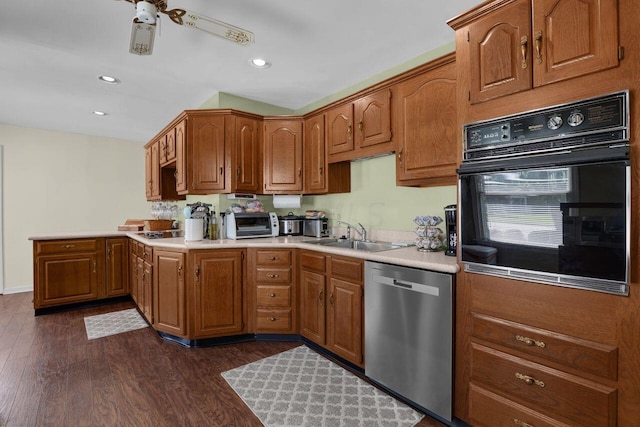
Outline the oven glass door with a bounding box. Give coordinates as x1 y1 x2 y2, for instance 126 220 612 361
459 159 629 294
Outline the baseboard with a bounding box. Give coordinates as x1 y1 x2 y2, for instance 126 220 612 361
2 286 34 295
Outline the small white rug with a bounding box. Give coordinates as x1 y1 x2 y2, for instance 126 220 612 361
222 345 424 427
84 308 149 340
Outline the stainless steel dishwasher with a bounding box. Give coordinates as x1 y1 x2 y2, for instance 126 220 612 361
365 261 453 422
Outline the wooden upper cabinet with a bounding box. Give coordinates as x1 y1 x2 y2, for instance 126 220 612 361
354 89 392 150
326 104 354 157
231 115 262 193
159 127 176 166
184 114 226 194
263 119 304 193
304 113 327 194
395 56 458 187
327 88 393 163
174 118 187 193
459 0 619 103
145 140 161 200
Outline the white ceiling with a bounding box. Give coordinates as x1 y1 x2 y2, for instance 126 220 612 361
0 0 478 143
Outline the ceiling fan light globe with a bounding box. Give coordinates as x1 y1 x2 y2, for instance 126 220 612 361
136 1 157 24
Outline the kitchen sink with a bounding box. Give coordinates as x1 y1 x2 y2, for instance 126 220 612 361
304 239 406 252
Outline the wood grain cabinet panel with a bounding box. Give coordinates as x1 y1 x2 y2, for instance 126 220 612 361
186 114 226 193
471 343 617 427
263 119 304 193
354 88 392 150
231 116 262 193
153 250 186 337
35 253 101 308
456 0 619 103
300 269 326 344
191 250 245 338
105 237 129 297
249 248 296 334
326 104 354 157
327 278 363 365
394 56 458 187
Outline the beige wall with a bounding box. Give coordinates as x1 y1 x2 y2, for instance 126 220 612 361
0 124 150 293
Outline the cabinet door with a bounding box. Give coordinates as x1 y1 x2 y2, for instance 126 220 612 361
395 59 458 186
175 119 187 193
141 260 153 323
106 238 129 297
160 127 176 166
145 141 161 200
136 256 145 310
327 278 363 365
300 270 326 344
186 114 226 193
192 250 244 338
354 88 392 149
326 104 354 157
304 113 328 194
233 116 262 193
468 0 532 103
153 250 186 336
263 120 303 193
532 0 619 87
35 253 101 308
129 243 138 304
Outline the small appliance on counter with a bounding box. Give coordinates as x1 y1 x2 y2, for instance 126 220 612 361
444 205 457 256
302 209 330 237
278 212 304 236
226 212 279 239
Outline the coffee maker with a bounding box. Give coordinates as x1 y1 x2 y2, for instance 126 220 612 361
444 204 457 256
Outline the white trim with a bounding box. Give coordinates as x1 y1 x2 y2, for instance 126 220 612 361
2 286 33 295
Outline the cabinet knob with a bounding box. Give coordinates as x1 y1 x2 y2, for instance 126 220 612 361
267 274 279 278
61 244 75 249
269 293 276 297
269 317 277 322
269 256 278 261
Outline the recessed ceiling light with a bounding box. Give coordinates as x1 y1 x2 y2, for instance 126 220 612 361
249 58 271 69
98 75 121 84
93 111 108 116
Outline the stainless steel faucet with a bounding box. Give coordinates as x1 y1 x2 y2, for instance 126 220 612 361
337 221 367 241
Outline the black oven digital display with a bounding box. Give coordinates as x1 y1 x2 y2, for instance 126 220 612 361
459 158 629 295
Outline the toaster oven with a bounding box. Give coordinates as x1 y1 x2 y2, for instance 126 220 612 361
226 212 279 239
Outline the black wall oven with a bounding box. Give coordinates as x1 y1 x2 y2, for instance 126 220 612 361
458 91 630 295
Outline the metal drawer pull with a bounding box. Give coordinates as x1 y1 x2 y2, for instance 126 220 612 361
62 244 75 249
516 335 546 348
269 293 276 297
269 256 278 260
515 372 545 388
269 317 277 321
514 419 533 427
267 274 279 278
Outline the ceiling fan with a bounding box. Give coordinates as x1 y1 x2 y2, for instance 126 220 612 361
116 0 255 55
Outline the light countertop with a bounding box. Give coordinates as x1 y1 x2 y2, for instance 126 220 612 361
30 232 460 274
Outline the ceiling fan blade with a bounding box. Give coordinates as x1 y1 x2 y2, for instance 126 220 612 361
129 18 156 55
180 10 254 46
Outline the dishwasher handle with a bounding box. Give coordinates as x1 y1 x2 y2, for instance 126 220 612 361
373 273 441 297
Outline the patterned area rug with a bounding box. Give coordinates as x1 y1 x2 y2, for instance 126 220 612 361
222 345 424 427
84 308 149 340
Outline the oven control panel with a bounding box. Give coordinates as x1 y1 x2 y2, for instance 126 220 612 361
464 91 629 161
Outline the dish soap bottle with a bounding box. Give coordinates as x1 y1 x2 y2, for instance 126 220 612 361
209 208 219 240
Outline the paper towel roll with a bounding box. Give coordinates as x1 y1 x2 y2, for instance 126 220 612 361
273 195 301 209
184 218 204 241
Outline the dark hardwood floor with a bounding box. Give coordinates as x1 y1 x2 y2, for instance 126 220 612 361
0 292 444 427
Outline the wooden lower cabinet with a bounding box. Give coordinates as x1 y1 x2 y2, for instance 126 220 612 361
190 250 245 338
248 248 297 334
33 237 129 310
153 249 186 337
299 250 364 366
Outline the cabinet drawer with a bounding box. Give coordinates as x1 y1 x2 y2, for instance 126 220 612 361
470 384 571 427
256 268 291 283
36 239 99 254
300 251 326 273
471 312 618 380
257 285 291 307
471 343 617 427
256 250 291 266
256 309 292 331
330 256 363 283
